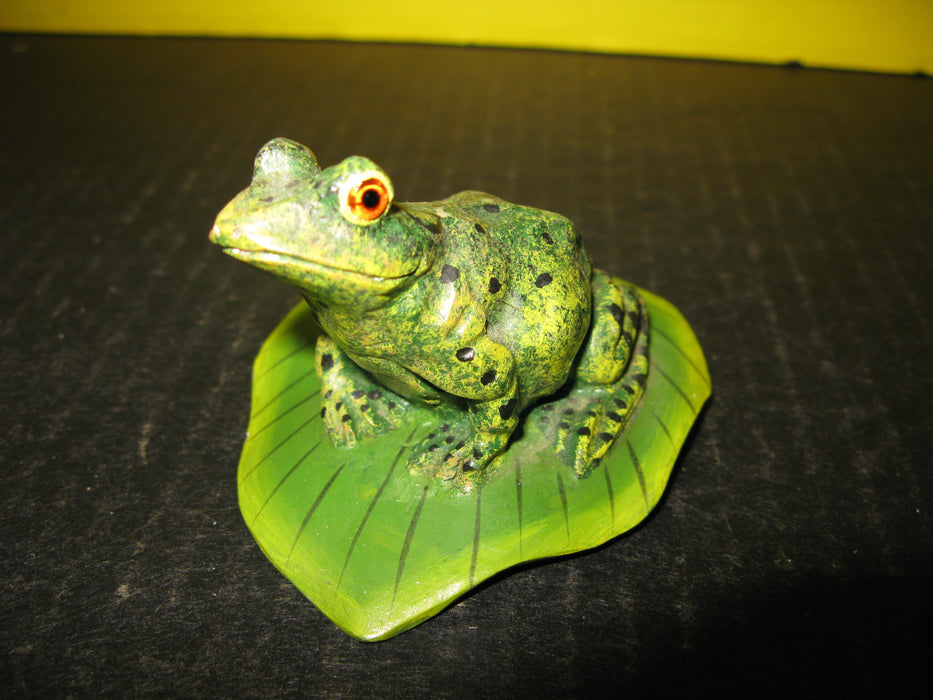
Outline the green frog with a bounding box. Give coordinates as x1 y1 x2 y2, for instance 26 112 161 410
211 138 648 490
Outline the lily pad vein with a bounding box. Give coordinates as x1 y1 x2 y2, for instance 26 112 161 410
337 429 416 592
651 362 697 415
251 441 321 525
393 482 431 604
256 340 314 379
286 461 346 568
626 440 649 507
251 369 316 420
239 413 318 484
652 325 710 388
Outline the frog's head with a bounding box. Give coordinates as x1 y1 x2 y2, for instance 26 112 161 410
210 137 434 309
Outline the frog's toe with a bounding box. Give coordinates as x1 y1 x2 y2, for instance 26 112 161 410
408 424 503 490
321 386 409 447
553 394 629 477
407 423 456 478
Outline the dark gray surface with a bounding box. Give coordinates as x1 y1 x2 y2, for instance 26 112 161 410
1 34 931 697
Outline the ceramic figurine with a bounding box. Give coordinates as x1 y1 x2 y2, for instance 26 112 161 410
211 138 711 640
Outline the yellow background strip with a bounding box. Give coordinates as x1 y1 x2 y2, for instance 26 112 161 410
2 0 931 74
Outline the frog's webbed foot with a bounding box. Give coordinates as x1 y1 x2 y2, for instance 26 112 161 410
407 421 509 491
552 381 643 476
316 335 409 447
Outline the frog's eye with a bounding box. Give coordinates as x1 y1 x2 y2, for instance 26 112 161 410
339 171 394 225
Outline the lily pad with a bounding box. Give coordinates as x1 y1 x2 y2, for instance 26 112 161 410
236 285 710 640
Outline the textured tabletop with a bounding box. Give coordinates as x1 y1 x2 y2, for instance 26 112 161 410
1 34 931 696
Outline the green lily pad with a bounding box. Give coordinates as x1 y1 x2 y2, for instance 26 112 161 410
236 285 710 640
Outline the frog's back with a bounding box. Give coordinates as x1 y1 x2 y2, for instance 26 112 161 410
444 191 587 262
437 190 594 401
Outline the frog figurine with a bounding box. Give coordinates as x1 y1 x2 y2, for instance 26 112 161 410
210 138 648 490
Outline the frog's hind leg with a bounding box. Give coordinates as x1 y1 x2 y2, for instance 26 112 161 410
574 271 644 385
553 273 649 476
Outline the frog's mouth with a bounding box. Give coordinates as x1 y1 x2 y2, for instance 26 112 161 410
221 247 420 287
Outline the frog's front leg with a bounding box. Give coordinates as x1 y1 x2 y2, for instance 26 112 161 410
412 393 520 487
316 335 410 447
406 336 519 489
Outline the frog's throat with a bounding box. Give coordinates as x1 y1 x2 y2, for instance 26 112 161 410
222 247 421 290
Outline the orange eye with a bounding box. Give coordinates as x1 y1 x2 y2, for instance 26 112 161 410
346 177 390 222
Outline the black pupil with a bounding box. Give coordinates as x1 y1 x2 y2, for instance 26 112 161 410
361 188 381 210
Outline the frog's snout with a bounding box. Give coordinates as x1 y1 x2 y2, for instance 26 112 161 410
210 198 241 247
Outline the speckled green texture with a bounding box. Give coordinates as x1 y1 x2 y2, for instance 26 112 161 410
211 138 710 639
211 138 654 490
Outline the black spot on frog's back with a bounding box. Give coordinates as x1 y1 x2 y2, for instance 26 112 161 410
440 264 460 283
